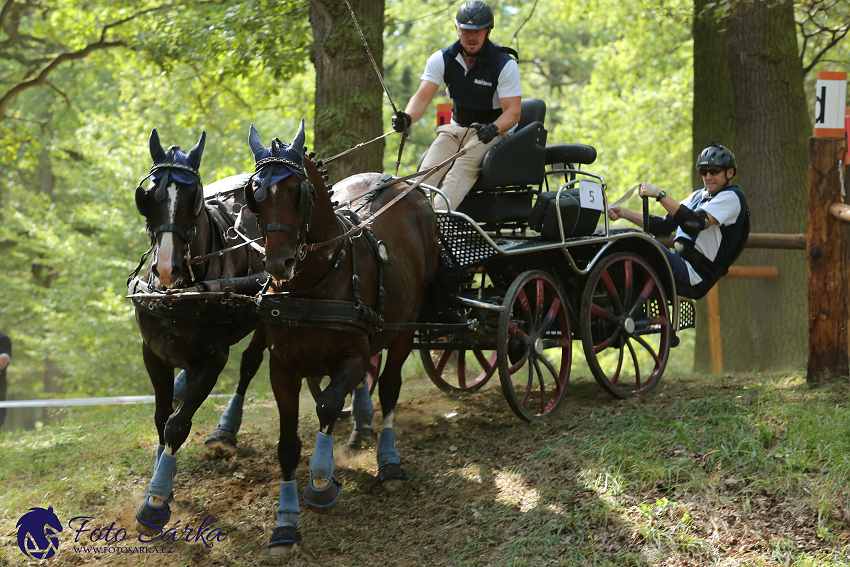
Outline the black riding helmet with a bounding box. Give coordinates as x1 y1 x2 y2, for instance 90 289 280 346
696 142 736 174
455 1 494 30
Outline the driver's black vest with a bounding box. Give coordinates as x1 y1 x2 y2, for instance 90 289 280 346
441 39 516 126
675 184 750 292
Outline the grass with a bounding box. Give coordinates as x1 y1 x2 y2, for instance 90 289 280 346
0 362 849 566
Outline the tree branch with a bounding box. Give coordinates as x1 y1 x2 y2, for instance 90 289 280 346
0 38 125 120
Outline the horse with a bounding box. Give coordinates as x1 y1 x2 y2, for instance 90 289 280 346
130 129 268 533
245 121 439 554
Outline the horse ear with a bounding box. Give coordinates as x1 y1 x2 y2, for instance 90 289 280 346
248 124 264 158
135 185 148 216
290 119 305 156
149 128 166 162
187 131 206 170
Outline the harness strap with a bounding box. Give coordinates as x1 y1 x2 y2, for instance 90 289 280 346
265 222 300 236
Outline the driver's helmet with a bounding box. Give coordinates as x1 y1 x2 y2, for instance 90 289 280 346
696 142 736 172
455 1 494 30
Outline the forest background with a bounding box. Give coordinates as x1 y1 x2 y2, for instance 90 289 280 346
0 0 848 403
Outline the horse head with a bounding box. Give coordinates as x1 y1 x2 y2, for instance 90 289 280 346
135 129 205 288
246 120 328 282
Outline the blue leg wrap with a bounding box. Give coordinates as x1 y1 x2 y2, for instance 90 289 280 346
155 444 165 467
309 432 335 486
377 429 401 468
352 383 374 427
148 452 177 501
276 481 301 526
217 393 244 434
173 370 188 401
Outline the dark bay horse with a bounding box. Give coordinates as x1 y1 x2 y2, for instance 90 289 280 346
246 121 438 554
130 129 267 533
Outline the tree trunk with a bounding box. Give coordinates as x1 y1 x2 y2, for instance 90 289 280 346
692 0 744 373
692 0 810 372
309 0 386 183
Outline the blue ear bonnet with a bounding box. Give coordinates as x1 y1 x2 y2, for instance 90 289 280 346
151 147 202 185
250 142 304 189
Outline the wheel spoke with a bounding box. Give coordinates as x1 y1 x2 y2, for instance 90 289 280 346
601 270 622 314
627 278 656 318
457 350 467 389
590 302 616 323
434 350 452 374
473 350 496 374
529 280 546 332
626 339 641 389
537 351 558 380
517 289 532 320
520 360 535 406
507 321 530 343
533 358 547 412
623 258 634 309
539 296 562 336
542 337 569 349
508 350 530 374
609 345 625 384
633 335 661 366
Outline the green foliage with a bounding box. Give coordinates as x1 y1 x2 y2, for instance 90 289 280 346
382 0 694 202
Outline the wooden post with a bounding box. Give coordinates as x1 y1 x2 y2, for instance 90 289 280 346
706 286 723 373
807 136 849 386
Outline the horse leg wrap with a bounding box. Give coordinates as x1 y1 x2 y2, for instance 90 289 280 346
145 446 175 502
173 370 188 401
348 384 377 447
217 393 244 435
275 481 301 527
148 452 177 501
303 432 341 514
351 383 374 426
377 429 408 483
203 394 243 457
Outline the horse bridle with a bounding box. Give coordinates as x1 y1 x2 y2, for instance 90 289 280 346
248 138 317 261
133 152 205 282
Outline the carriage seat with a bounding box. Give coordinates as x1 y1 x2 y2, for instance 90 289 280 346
455 98 548 226
544 144 597 168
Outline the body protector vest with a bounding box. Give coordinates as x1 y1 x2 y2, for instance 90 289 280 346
441 39 518 126
674 184 750 290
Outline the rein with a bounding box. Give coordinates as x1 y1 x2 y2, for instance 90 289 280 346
303 140 482 254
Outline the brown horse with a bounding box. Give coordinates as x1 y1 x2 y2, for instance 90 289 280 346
245 121 438 553
130 129 267 533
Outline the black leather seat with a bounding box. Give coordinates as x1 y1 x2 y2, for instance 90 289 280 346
455 98 547 227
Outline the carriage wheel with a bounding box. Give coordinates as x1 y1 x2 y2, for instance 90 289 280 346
579 252 670 399
496 271 571 422
420 341 497 393
306 352 382 418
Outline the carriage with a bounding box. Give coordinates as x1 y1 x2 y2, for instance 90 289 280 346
407 98 696 422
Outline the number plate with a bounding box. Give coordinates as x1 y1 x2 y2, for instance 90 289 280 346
579 180 603 211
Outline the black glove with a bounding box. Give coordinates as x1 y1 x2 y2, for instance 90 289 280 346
392 111 412 133
475 123 499 144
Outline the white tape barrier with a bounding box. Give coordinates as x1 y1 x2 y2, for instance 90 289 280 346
0 395 232 409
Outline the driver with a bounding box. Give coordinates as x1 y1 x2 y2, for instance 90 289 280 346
607 142 750 299
391 0 522 210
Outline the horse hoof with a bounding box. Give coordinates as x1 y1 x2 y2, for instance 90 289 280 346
268 525 301 557
347 427 377 449
134 499 170 534
303 477 341 514
203 429 237 460
378 463 408 492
